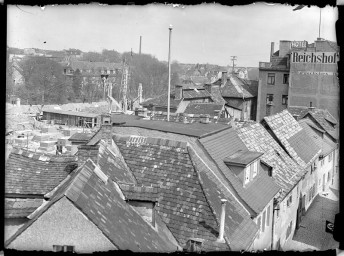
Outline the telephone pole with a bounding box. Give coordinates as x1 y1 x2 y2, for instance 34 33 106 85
230 56 237 74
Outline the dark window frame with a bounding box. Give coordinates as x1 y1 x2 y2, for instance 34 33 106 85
283 74 289 84
282 95 288 105
267 73 275 85
266 94 274 104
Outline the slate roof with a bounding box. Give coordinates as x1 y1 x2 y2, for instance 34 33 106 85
113 135 230 251
119 184 159 202
225 98 245 110
209 86 226 104
97 141 137 184
264 110 321 169
5 198 43 218
188 146 258 250
6 148 78 195
184 103 224 116
182 89 212 99
141 90 181 109
199 128 280 216
298 119 337 157
68 132 95 142
236 123 306 201
218 75 257 99
6 159 179 252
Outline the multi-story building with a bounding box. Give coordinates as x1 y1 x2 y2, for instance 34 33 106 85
257 39 339 121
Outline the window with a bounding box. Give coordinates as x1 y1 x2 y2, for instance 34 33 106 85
267 206 271 226
287 195 292 207
53 245 74 252
328 152 333 162
282 95 288 105
244 167 250 184
328 172 331 182
262 210 266 232
251 161 258 178
266 94 274 104
267 73 275 85
283 74 289 84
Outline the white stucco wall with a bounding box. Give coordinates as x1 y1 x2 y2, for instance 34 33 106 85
7 197 117 253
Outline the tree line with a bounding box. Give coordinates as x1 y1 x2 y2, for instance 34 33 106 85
7 48 182 105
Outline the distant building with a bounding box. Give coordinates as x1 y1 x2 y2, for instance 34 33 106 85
257 39 339 121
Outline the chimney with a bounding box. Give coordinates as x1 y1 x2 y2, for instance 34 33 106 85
175 84 183 100
77 145 100 167
270 42 275 59
200 114 210 124
101 114 113 145
217 199 227 243
309 101 315 112
138 83 143 104
221 71 227 87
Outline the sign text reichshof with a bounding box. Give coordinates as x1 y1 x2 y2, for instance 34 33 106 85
291 52 338 64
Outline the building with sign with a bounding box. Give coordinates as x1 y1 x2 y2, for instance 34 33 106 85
257 39 339 121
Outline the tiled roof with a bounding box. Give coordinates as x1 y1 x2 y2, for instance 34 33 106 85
209 86 226 104
182 89 211 99
306 111 338 140
119 184 159 202
68 132 95 142
219 75 256 98
113 135 230 251
299 119 337 157
184 103 224 116
6 159 178 252
199 128 280 215
237 123 306 201
188 147 258 250
5 198 43 218
264 110 321 168
97 141 137 184
224 98 244 110
141 90 181 108
6 149 78 195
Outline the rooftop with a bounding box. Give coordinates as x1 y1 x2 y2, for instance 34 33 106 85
236 123 306 201
224 150 263 167
6 159 178 252
184 103 224 116
6 148 78 196
264 110 321 168
68 132 95 142
42 109 101 118
200 128 280 215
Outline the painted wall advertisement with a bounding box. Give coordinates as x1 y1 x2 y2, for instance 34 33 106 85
291 51 339 64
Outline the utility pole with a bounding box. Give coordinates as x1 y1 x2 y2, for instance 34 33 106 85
139 36 142 54
318 8 322 39
230 56 237 74
167 25 173 122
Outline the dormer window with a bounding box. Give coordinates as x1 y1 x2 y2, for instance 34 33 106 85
224 150 263 186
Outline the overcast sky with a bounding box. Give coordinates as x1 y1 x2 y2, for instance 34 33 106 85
7 4 338 67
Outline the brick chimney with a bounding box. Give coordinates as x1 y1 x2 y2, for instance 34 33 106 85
216 199 227 243
77 145 100 167
221 71 227 87
309 101 315 112
175 84 183 100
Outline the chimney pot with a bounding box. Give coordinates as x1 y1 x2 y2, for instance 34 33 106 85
217 198 227 243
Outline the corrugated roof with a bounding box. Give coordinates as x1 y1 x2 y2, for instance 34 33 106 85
200 128 280 215
6 149 78 195
264 110 321 168
113 135 230 251
184 103 224 116
6 159 179 252
237 123 306 201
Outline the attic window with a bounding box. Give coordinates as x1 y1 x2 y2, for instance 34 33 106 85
185 238 204 252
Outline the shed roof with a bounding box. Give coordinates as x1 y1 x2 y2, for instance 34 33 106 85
224 150 263 167
6 159 179 252
199 128 280 215
5 148 78 196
